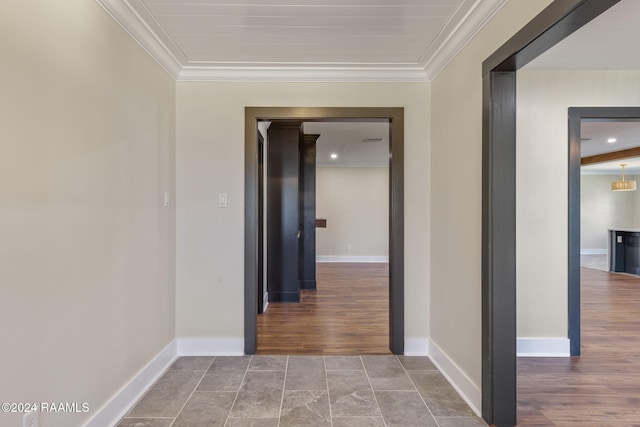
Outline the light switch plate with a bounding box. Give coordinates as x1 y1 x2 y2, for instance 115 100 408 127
218 193 228 208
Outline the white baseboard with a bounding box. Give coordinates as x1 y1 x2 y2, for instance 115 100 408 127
428 339 481 417
83 339 178 427
316 255 389 263
517 338 570 357
581 249 607 255
177 337 244 356
404 337 429 356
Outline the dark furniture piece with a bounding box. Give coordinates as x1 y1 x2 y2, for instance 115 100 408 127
609 228 640 275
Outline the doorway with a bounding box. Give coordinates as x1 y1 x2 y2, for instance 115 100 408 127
482 1 622 425
568 108 640 353
244 107 404 355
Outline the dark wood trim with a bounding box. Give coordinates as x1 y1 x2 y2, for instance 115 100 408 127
482 1 620 425
568 109 582 357
483 0 620 75
244 110 259 354
267 291 301 303
482 70 517 426
299 134 319 292
569 107 640 357
257 132 265 315
581 146 640 165
245 107 404 355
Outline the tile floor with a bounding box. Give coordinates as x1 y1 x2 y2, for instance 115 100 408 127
118 355 486 427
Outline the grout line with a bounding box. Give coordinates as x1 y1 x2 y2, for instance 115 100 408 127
276 355 289 427
169 356 217 427
396 355 441 427
361 355 387 427
323 356 334 427
123 416 174 419
223 356 252 427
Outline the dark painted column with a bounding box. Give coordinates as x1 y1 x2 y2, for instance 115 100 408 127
299 134 319 290
267 121 302 302
482 70 517 427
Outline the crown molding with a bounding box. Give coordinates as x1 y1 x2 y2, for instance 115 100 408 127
95 0 183 79
178 66 429 82
96 0 507 83
421 0 510 80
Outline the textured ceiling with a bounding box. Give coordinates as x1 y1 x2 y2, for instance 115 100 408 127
96 0 508 81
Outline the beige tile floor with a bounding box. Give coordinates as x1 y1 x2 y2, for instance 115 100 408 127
118 355 486 427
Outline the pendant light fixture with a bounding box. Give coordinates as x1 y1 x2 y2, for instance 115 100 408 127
611 163 637 192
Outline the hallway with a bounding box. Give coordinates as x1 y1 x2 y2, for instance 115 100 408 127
517 268 640 425
257 263 390 354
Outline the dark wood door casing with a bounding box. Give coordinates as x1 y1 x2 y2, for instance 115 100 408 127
244 107 404 356
482 1 621 426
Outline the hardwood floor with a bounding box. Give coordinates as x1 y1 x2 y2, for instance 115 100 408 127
517 268 640 426
257 262 390 355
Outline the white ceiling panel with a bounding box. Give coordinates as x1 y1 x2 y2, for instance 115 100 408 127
144 1 455 64
96 0 510 80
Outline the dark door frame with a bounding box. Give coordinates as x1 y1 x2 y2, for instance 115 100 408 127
481 1 620 425
244 107 404 355
257 132 265 314
568 107 640 357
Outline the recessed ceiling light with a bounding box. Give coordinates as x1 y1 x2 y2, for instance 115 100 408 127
330 153 338 159
607 138 617 143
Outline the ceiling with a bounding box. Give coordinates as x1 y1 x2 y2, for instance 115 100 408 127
304 121 389 167
96 0 508 81
100 1 640 164
581 121 640 175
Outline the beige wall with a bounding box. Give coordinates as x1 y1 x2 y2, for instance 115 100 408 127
176 82 430 340
581 174 636 251
0 1 176 426
430 0 554 388
516 70 640 338
316 167 389 258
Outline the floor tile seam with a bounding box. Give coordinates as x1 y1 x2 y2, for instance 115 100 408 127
169 362 213 427
122 416 175 419
360 355 385 423
248 369 286 371
324 356 334 427
223 355 254 427
272 356 288 426
205 356 216 372
124 363 176 419
435 416 481 419
396 355 442 427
